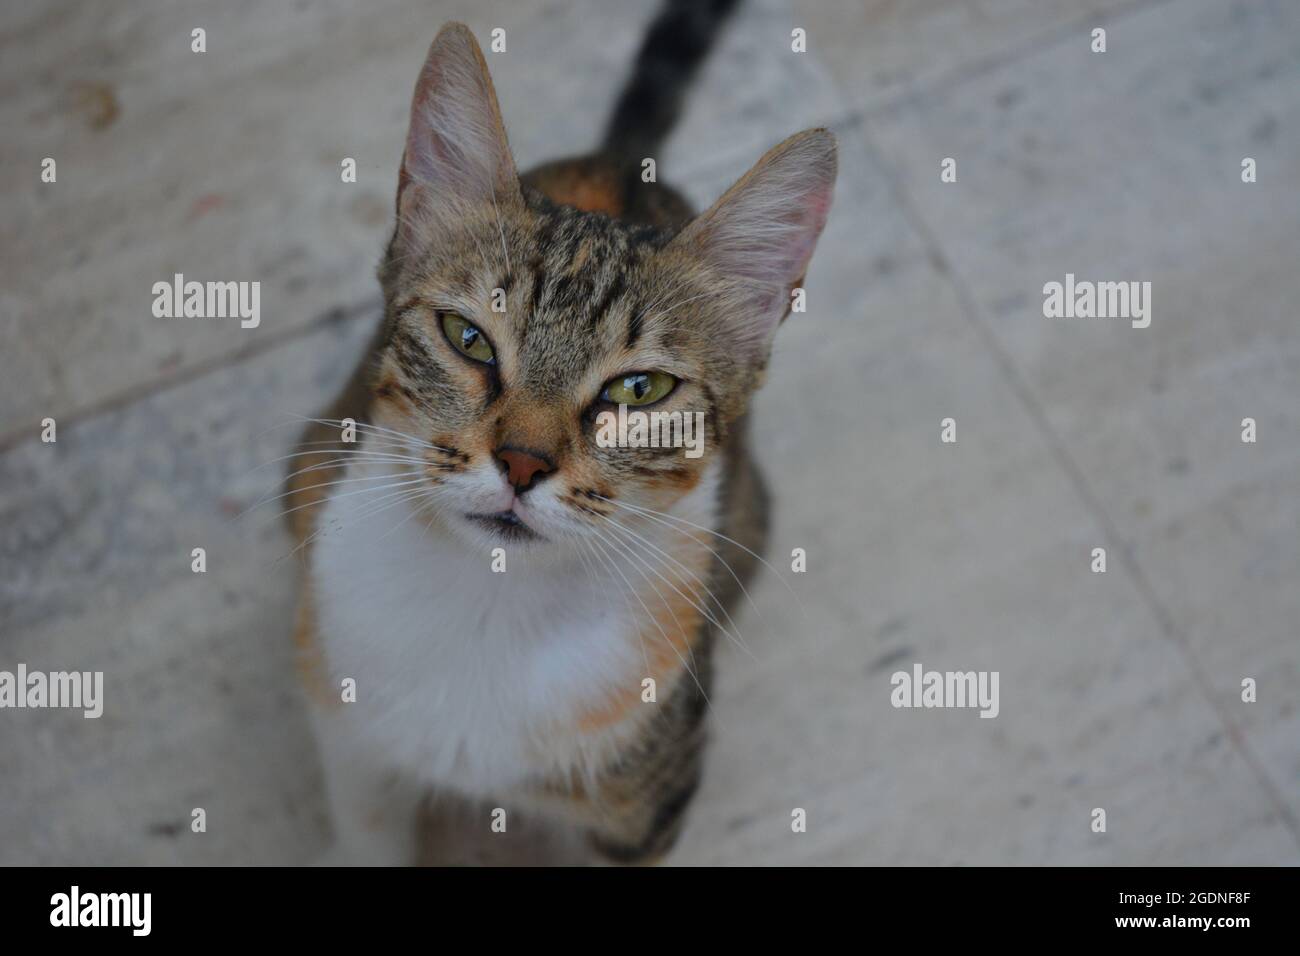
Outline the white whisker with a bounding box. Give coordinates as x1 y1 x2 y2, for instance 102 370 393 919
262 475 428 526
596 512 754 659
587 527 711 712
239 467 421 520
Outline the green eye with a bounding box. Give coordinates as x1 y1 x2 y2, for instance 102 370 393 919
602 371 676 406
441 312 495 364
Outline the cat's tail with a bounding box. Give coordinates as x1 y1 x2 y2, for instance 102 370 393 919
601 0 741 167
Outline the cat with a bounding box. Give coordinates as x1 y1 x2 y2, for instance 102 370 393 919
283 0 835 864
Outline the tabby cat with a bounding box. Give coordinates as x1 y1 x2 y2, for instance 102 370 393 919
285 0 835 864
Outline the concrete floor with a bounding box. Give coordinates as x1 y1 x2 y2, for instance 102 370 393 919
1 0 1297 864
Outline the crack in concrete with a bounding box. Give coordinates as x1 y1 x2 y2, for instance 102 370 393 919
860 121 1300 851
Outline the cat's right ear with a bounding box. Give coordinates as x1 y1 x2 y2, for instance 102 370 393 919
671 129 836 361
396 24 521 239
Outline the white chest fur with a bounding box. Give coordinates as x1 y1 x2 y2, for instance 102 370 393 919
308 463 719 796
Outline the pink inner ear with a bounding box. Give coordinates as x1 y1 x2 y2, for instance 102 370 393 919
398 26 518 213
711 187 832 291
676 131 836 356
690 133 836 295
807 189 833 225
406 66 482 193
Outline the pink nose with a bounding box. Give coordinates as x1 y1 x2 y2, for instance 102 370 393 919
495 447 554 491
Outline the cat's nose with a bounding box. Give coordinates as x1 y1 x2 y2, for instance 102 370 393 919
494 446 554 492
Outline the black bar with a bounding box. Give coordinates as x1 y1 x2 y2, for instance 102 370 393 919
3 866 1292 941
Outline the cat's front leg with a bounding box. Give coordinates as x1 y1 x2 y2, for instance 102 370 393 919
563 670 713 865
580 759 705 866
309 707 424 866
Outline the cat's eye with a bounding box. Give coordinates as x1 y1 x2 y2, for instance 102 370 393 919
441 312 495 365
601 371 676 406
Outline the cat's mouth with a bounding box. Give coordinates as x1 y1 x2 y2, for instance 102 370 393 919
465 509 543 541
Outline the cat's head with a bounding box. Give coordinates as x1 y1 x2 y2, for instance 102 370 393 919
369 24 835 553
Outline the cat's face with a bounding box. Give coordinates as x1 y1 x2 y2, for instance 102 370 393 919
372 204 733 551
368 25 834 554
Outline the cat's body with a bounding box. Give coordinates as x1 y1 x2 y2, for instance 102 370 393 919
285 0 833 864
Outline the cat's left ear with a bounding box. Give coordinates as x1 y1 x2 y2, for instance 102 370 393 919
397 23 522 233
672 129 836 358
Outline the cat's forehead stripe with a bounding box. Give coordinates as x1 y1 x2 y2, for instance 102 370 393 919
624 299 644 350
525 210 640 328
591 272 628 333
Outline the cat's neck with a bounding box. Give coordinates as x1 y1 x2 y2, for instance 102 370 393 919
304 456 725 789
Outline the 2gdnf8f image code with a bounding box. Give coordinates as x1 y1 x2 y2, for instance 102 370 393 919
1118 892 1252 906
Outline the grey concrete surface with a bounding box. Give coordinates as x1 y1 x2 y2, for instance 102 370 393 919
1 0 1296 864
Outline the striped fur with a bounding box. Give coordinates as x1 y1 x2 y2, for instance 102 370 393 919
287 11 834 864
